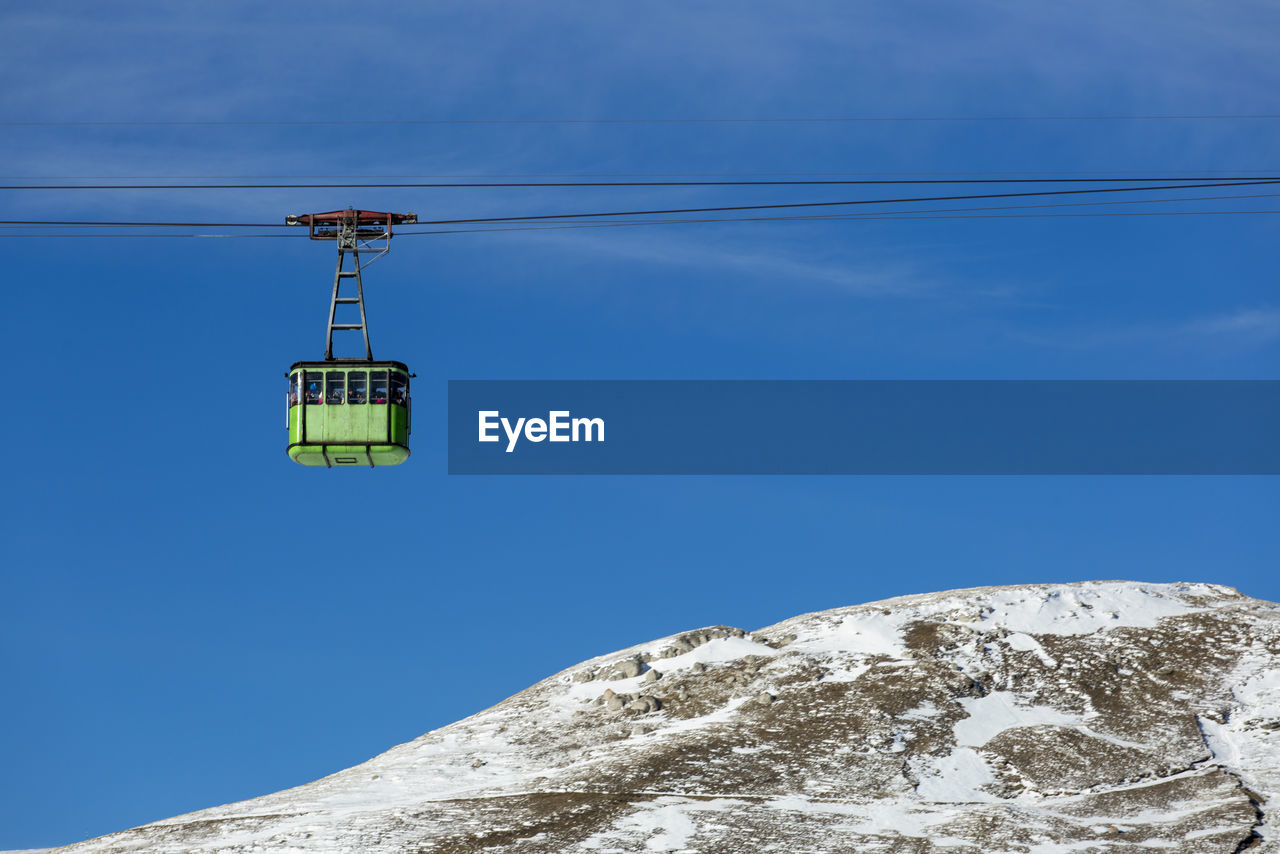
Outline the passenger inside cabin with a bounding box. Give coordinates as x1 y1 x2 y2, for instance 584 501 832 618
389 373 408 406
326 371 345 405
348 372 367 404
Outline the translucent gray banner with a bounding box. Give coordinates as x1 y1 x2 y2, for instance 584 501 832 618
448 381 1280 474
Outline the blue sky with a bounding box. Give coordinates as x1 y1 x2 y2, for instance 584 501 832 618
2 1 1278 848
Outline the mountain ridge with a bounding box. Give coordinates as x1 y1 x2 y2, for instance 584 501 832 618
51 581 1280 853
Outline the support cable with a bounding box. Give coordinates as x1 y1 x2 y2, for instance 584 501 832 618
2 180 1277 231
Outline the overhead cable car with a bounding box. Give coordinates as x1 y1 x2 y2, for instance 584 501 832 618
284 208 417 468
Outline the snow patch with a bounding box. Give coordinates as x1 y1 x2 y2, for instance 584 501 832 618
899 701 943 721
766 796 952 837
954 692 1084 747
624 696 754 745
564 636 778 704
1198 656 1280 841
1234 665 1280 708
914 747 997 802
1004 632 1058 667
582 797 743 853
953 584 1205 637
1199 716 1241 769
796 612 907 658
624 800 697 852
817 661 872 684
651 635 778 671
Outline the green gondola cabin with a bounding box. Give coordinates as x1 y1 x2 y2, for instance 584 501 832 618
284 208 418 468
286 361 411 467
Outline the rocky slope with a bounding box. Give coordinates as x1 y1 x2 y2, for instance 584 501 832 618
53 582 1280 853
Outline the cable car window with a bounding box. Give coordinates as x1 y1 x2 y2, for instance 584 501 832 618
304 372 323 405
390 372 408 406
348 371 367 404
371 371 388 403
288 372 300 407
326 372 345 405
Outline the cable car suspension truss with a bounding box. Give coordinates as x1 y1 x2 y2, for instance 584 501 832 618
285 208 418 361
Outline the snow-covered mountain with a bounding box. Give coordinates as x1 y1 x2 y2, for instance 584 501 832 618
51 582 1280 852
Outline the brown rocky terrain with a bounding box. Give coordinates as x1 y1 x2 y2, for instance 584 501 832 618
51 581 1280 853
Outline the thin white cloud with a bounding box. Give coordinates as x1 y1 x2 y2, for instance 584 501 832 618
1188 308 1280 338
496 226 943 298
1011 307 1280 351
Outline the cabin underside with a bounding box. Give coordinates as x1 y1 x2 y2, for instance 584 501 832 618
287 442 410 467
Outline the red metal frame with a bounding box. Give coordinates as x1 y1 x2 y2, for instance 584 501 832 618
285 208 418 240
